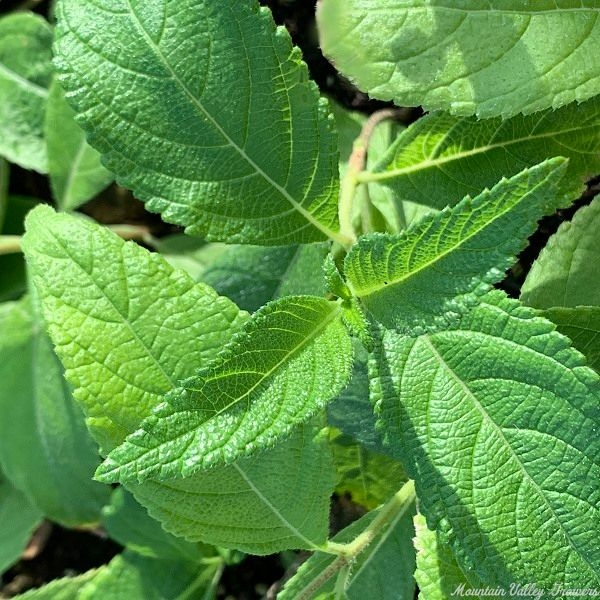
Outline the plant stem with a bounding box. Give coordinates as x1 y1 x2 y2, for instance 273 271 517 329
338 108 403 244
297 479 416 599
0 236 22 255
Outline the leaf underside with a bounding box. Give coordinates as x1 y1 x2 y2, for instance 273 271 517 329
54 0 341 244
370 290 600 587
318 0 600 119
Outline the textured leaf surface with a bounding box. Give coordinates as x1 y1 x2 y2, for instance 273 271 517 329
45 80 113 210
279 495 416 599
542 307 600 373
522 195 600 309
0 472 42 575
202 244 328 312
318 0 600 118
129 422 335 554
97 296 353 482
22 205 247 453
413 513 485 600
371 97 600 213
0 12 53 172
345 159 567 332
330 430 407 510
0 296 110 526
54 0 342 244
370 291 600 587
102 488 204 562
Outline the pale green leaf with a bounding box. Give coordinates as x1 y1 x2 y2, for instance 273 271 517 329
45 80 113 210
370 97 600 214
0 12 53 172
13 570 98 599
330 430 407 510
542 306 600 373
96 295 353 483
279 494 416 600
0 472 42 575
102 488 205 563
413 513 486 600
0 295 110 526
202 243 329 312
54 0 343 245
129 421 335 554
370 290 600 587
22 205 247 453
522 195 600 309
318 0 600 119
345 159 567 333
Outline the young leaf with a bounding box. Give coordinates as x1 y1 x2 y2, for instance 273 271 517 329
370 290 600 588
96 295 353 483
345 159 567 333
317 1 600 118
202 243 329 312
53 0 344 245
0 472 42 575
370 98 600 213
279 490 417 600
22 205 247 453
101 488 205 563
129 421 335 554
413 513 486 600
0 12 53 172
0 296 110 526
522 195 600 309
45 80 113 211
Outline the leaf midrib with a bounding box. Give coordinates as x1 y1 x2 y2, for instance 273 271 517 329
0 61 48 98
120 0 343 244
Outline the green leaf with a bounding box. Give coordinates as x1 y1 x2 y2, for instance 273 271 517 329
13 570 98 599
330 430 407 510
542 306 600 373
0 472 42 575
345 159 568 333
202 244 329 312
0 12 53 172
279 494 417 599
45 80 113 210
522 195 600 309
0 296 110 526
22 205 248 453
129 421 335 554
413 513 485 600
370 290 600 587
317 1 600 119
96 295 353 483
54 0 343 245
370 97 600 214
102 488 205 563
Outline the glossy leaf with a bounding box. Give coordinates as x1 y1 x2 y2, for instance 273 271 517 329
97 295 353 483
279 493 417 599
318 0 600 118
0 296 110 526
0 472 42 575
129 421 335 554
22 205 247 453
522 195 600 309
54 0 343 244
345 159 567 333
0 12 53 172
370 291 600 587
370 98 600 213
45 80 113 210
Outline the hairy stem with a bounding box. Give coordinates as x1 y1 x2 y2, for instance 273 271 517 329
338 108 403 244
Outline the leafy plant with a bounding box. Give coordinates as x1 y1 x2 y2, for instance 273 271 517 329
1 0 600 598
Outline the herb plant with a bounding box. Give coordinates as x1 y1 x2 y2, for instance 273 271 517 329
1 0 600 598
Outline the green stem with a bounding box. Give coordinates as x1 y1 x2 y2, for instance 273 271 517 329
338 109 403 244
0 158 9 233
297 480 416 599
0 235 22 255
